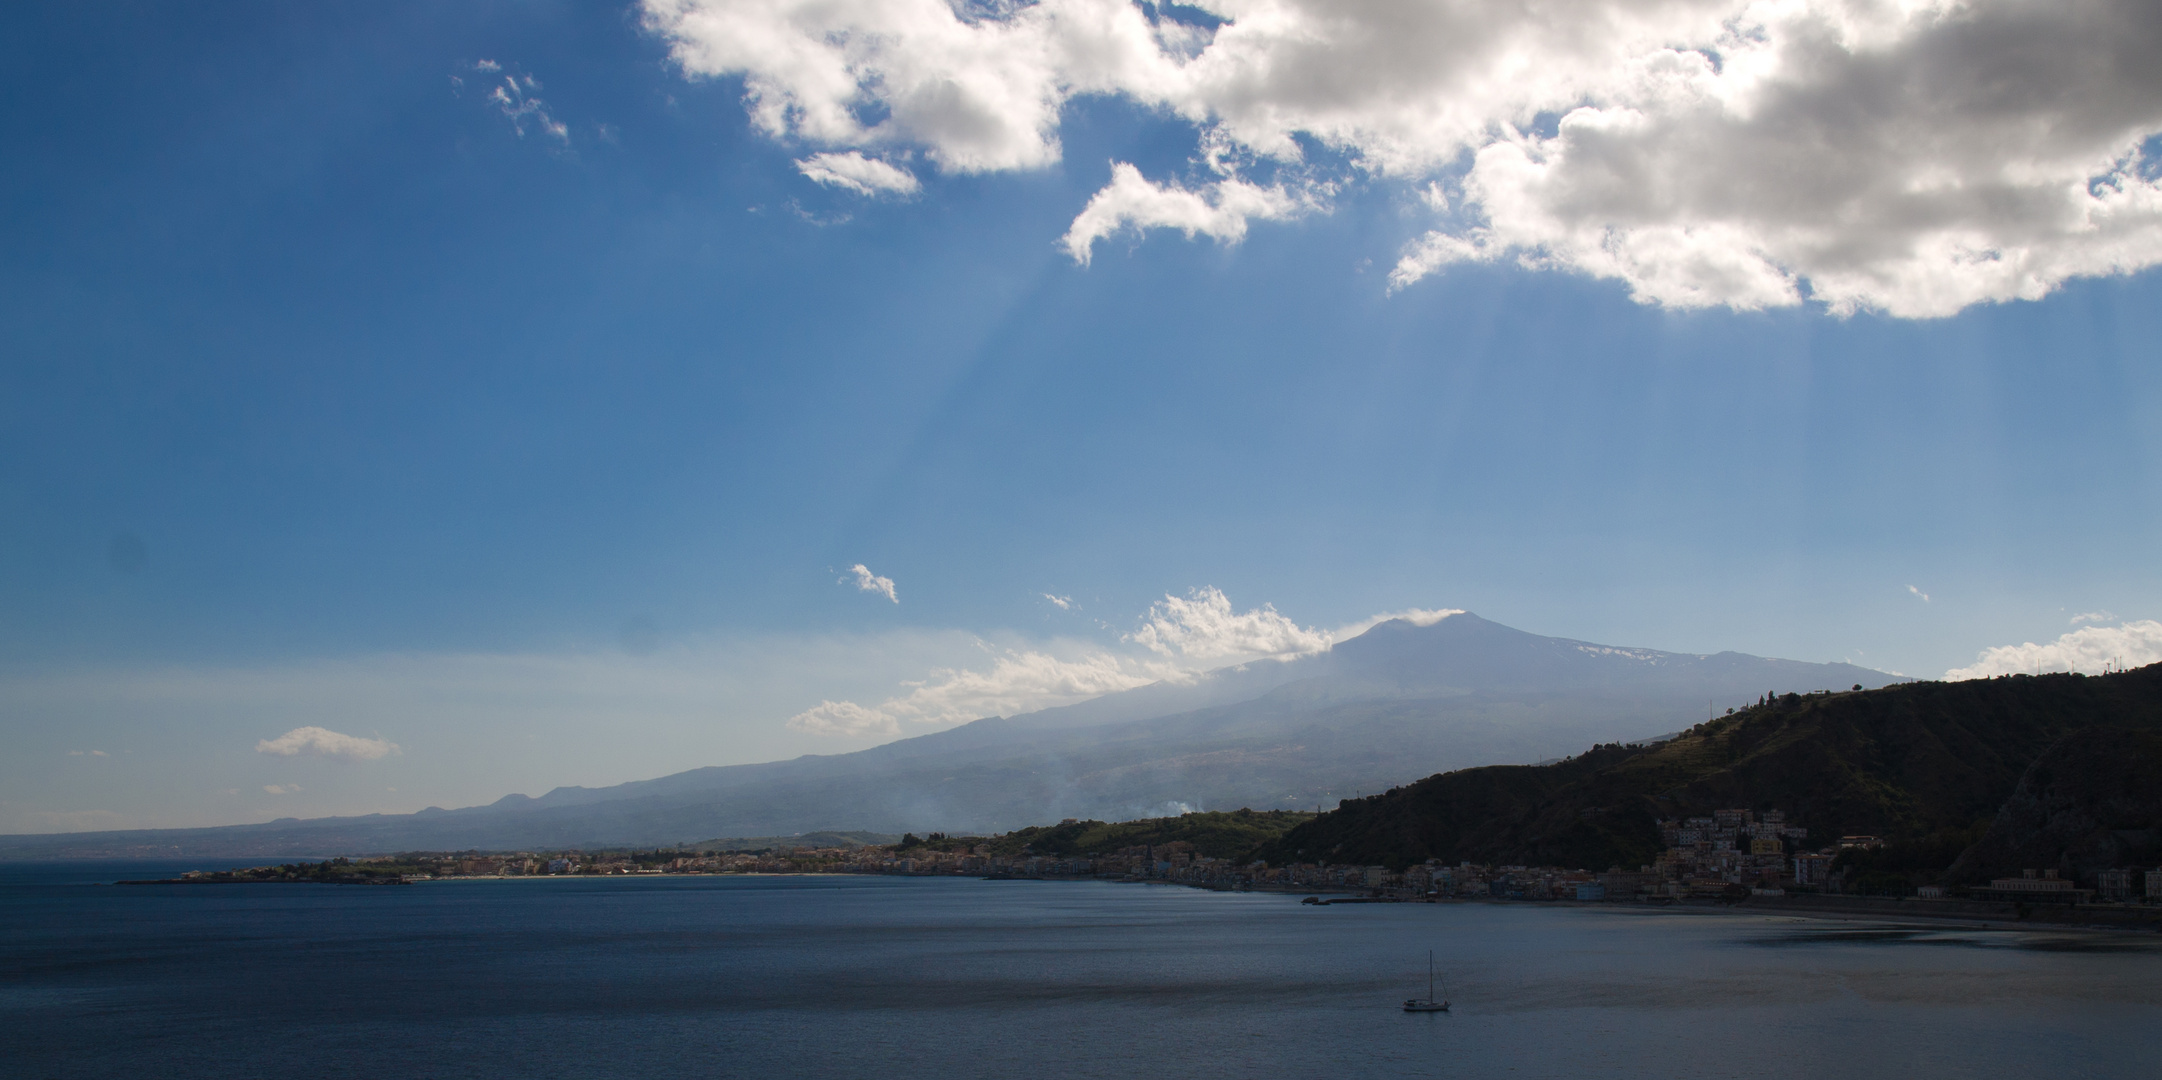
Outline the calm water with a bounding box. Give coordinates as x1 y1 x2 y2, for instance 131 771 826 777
4 862 2159 1079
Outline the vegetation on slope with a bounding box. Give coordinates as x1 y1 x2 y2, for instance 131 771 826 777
1944 725 2162 885
896 809 1315 860
119 857 415 885
1256 666 2162 873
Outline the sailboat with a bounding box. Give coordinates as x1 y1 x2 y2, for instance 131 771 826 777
1402 950 1450 1012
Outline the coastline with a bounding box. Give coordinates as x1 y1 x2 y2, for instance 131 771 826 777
90 861 2162 935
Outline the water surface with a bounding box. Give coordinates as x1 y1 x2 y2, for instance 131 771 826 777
4 862 2156 1078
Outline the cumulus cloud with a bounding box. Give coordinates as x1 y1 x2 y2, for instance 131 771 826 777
646 0 2162 316
255 726 401 762
787 646 1164 735
789 586 1344 737
1044 593 1075 609
796 151 923 196
1944 619 2162 679
263 784 302 796
846 564 899 602
1061 162 1312 263
1908 585 1931 602
1125 586 1331 662
2071 610 2117 625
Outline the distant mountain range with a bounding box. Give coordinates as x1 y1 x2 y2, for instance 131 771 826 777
0 613 1895 859
1258 664 2162 887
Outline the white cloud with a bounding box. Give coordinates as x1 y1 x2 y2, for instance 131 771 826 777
786 698 902 737
255 726 401 762
846 563 899 603
788 645 1166 734
1944 619 2162 679
474 59 502 73
1328 607 1464 643
1908 585 1931 602
1060 162 1312 264
646 0 2162 317
263 784 302 796
1124 586 1331 663
645 0 1115 173
2071 610 2117 625
487 70 569 143
1044 593 1074 610
790 586 1340 736
796 151 923 196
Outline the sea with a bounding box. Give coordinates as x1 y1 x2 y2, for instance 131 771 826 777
3 861 2159 1079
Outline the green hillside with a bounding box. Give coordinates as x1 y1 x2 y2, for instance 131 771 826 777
899 809 1315 860
1256 666 2162 875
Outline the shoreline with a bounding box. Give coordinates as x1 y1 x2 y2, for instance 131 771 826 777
1320 892 2162 936
93 865 2162 934
1085 877 2162 934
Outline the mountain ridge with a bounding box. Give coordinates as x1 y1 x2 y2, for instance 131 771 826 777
0 613 1897 859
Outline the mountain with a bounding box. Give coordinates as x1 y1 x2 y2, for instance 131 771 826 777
0 613 1896 859
1256 665 2162 875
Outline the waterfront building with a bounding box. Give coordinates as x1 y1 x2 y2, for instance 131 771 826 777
1793 853 1834 886
1597 868 1659 898
1974 868 2092 902
1993 868 2069 892
2095 868 2133 902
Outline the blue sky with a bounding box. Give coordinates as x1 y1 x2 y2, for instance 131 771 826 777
5 0 2162 832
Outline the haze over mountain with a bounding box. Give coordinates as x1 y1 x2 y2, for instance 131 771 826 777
0 614 1894 859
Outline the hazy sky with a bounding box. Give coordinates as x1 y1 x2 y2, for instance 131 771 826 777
5 0 2162 833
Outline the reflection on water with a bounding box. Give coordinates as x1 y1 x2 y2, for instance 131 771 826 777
1746 924 2161 953
3 863 2158 1079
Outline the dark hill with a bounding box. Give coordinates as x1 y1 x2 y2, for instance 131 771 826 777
955 808 1316 861
1258 665 2162 872
1944 726 2162 886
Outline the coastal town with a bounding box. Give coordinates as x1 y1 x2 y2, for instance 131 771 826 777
154 807 2162 909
